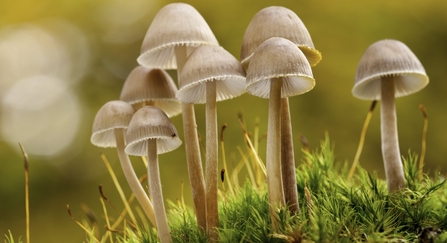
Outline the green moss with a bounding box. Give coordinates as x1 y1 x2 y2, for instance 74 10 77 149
113 135 446 243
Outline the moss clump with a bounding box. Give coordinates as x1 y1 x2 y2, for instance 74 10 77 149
161 136 446 243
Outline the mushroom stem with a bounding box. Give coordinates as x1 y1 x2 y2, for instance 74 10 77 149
147 139 172 243
175 46 207 231
205 81 219 241
266 78 285 231
113 128 157 227
380 76 406 192
280 97 300 214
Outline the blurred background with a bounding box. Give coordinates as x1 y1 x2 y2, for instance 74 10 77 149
0 0 446 242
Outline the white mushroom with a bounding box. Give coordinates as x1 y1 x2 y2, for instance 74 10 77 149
90 100 157 227
137 3 219 230
125 106 182 243
177 45 246 241
353 39 429 192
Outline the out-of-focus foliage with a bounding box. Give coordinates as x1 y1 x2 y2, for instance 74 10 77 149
0 0 446 242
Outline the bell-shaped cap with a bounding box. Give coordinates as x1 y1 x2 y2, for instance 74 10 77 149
120 66 181 117
240 6 321 68
246 37 315 99
353 39 429 100
137 3 219 70
176 45 246 104
125 106 182 156
91 100 135 148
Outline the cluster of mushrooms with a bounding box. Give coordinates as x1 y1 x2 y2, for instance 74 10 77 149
90 3 429 242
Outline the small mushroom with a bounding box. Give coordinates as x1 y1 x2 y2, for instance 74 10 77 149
240 6 322 214
353 39 429 192
240 6 321 69
90 100 156 227
177 45 246 241
125 106 182 243
246 37 314 230
137 3 219 230
120 66 181 116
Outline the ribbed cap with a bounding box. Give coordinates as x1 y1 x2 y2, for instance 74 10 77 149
246 37 315 99
120 66 181 117
125 106 182 156
176 45 246 104
137 3 219 69
240 6 321 68
352 39 428 100
91 100 135 148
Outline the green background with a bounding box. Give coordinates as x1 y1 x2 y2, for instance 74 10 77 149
0 0 446 242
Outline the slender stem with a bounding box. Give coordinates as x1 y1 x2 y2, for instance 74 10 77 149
19 143 30 243
175 46 207 231
418 104 428 181
280 97 299 214
347 100 377 181
206 81 219 242
114 129 157 227
266 78 285 231
221 124 234 195
147 139 172 243
100 154 138 227
380 76 406 192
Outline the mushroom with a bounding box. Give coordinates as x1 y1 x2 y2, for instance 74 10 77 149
137 3 219 230
352 39 429 192
246 37 315 230
240 6 321 69
90 100 157 227
240 6 322 214
125 106 182 243
176 45 246 241
120 66 181 117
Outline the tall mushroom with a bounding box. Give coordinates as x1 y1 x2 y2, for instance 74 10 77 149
90 100 157 227
137 3 219 230
176 45 246 241
120 66 181 117
125 106 182 243
352 39 429 192
246 37 315 230
240 6 322 214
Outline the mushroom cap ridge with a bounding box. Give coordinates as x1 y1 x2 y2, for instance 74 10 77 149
246 37 315 99
91 100 135 148
177 45 246 104
125 106 182 156
353 39 429 100
137 3 219 70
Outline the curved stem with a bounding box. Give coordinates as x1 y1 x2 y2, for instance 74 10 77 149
380 77 406 192
266 78 285 231
147 139 172 243
347 100 377 181
280 97 299 215
114 128 157 227
175 46 207 231
206 81 219 242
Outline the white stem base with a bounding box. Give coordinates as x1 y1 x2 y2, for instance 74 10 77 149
147 139 172 243
380 77 406 192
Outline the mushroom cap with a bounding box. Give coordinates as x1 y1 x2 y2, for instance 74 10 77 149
353 39 429 100
91 100 135 148
125 106 182 156
137 3 219 69
176 45 246 104
240 6 321 68
246 37 315 99
120 66 181 117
